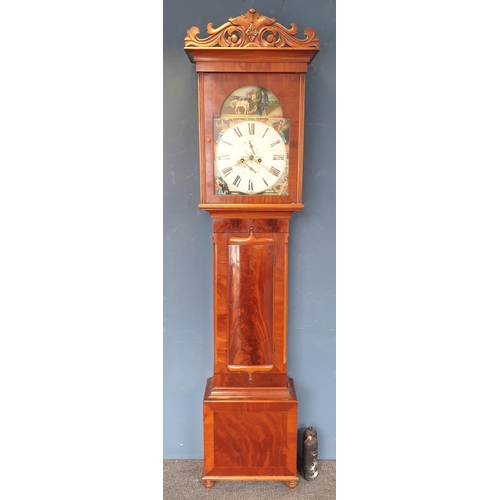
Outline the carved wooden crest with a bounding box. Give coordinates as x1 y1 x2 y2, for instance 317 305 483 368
184 8 319 49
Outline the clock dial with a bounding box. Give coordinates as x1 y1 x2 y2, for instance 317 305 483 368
214 120 288 195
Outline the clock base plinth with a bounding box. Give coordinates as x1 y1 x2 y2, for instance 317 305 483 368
202 376 298 486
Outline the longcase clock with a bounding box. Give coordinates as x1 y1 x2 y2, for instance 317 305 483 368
184 9 319 490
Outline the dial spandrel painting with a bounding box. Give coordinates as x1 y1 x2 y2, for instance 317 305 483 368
214 85 290 196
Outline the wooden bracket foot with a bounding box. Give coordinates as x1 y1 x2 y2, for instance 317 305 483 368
285 480 298 489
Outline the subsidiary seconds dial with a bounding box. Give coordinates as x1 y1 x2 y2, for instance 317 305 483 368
214 120 288 195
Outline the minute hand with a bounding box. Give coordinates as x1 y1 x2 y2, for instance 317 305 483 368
242 162 257 173
251 160 281 177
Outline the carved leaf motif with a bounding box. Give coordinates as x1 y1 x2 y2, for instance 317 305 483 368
184 8 319 48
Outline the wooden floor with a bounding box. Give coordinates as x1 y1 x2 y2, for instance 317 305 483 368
164 459 336 499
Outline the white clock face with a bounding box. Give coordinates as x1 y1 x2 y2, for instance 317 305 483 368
214 120 288 195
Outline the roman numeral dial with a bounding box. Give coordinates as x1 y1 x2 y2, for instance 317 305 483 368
214 119 288 195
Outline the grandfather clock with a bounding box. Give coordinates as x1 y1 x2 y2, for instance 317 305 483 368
184 9 319 490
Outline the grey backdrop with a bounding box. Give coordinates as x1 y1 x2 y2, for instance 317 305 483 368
164 0 335 459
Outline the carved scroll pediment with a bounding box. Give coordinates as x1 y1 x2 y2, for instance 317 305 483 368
184 8 319 49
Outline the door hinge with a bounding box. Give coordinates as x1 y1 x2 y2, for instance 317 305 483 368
272 254 276 266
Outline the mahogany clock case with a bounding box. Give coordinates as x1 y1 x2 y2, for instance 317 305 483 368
184 9 319 489
182 8 322 489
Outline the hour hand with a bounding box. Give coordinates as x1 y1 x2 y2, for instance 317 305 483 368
243 162 257 173
231 157 246 168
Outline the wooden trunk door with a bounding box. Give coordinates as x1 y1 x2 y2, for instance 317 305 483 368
212 218 289 387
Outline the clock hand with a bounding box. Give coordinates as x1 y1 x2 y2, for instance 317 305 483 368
247 157 269 170
243 162 257 173
228 156 257 173
249 159 282 178
229 158 246 168
248 140 257 156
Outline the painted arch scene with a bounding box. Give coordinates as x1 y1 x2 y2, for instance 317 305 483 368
220 85 284 118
